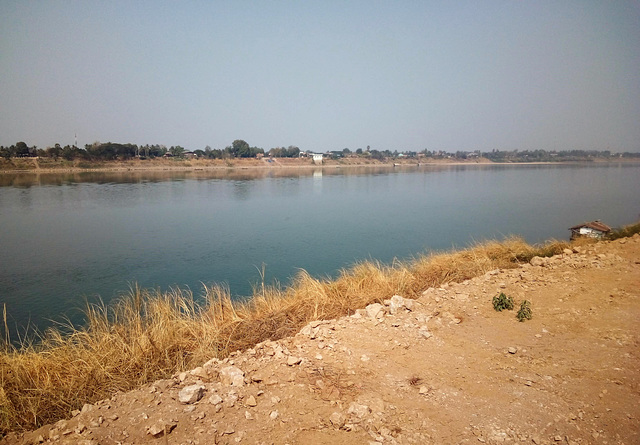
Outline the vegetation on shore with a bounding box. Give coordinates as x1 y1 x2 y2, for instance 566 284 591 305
0 234 580 434
1 221 638 434
2 138 639 173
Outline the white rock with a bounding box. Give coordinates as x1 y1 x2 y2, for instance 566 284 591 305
388 295 406 315
287 356 302 366
329 412 345 428
530 256 545 267
365 303 385 319
220 365 245 387
178 384 205 404
208 394 223 405
190 366 208 379
348 402 371 419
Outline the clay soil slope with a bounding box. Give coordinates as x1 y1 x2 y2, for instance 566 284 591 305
7 236 640 445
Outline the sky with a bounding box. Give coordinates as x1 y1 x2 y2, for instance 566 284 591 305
1 1 639 153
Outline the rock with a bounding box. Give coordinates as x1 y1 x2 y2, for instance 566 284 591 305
178 384 205 404
220 365 245 386
508 347 517 354
224 390 239 407
147 420 177 437
563 248 573 255
287 356 302 366
269 410 279 420
419 329 432 339
246 395 257 407
347 402 371 419
329 412 345 428
365 303 385 319
530 256 545 267
208 394 223 405
190 366 208 379
388 295 406 315
404 298 416 311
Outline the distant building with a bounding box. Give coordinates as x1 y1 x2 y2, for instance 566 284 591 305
569 220 611 240
312 153 323 164
183 151 197 159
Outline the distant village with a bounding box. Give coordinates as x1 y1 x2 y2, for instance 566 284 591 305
1 139 639 163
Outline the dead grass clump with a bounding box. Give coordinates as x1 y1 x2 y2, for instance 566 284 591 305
0 234 624 434
408 376 423 386
608 220 640 240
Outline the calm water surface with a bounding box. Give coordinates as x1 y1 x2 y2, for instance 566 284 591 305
1 163 639 335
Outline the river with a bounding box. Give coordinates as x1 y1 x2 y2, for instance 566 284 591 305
1 162 638 336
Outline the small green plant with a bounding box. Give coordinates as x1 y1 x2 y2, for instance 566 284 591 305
516 300 532 322
492 292 514 311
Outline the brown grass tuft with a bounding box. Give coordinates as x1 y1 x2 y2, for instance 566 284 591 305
0 235 618 433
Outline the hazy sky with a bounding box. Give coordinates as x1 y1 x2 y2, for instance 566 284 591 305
1 1 639 153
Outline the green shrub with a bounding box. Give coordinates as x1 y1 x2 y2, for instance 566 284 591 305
492 292 514 311
516 300 532 322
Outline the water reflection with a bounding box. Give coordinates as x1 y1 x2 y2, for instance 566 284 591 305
4 162 636 188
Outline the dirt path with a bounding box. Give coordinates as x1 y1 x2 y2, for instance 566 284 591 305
7 236 639 445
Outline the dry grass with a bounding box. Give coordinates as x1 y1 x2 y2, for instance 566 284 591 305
608 220 640 240
0 236 574 433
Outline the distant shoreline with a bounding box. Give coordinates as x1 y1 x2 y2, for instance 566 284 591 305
2 157 638 175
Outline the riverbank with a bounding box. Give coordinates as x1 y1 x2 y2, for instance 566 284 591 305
0 156 469 173
2 156 637 175
3 230 639 444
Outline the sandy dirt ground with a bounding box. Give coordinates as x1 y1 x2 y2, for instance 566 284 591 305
6 236 639 445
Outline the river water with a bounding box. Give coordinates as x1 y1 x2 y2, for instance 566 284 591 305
1 163 638 335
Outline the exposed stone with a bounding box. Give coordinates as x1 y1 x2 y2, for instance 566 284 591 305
246 395 257 407
508 347 518 354
147 420 177 437
365 303 385 319
388 295 406 315
530 256 546 267
347 402 371 419
178 384 205 404
208 394 223 405
220 365 245 386
329 412 345 428
287 356 302 366
190 366 209 380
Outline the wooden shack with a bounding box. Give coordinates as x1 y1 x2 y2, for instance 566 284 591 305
569 220 611 240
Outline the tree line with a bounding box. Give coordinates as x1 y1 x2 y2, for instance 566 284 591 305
2 140 638 161
0 140 301 161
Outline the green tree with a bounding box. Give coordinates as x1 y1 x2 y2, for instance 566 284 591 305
15 141 30 157
169 146 185 157
230 139 250 157
47 144 62 159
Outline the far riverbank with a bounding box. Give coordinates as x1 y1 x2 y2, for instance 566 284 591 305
2 156 637 175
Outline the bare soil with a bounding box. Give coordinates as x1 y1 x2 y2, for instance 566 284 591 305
6 236 639 445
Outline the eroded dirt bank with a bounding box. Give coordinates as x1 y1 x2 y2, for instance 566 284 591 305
7 236 639 445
